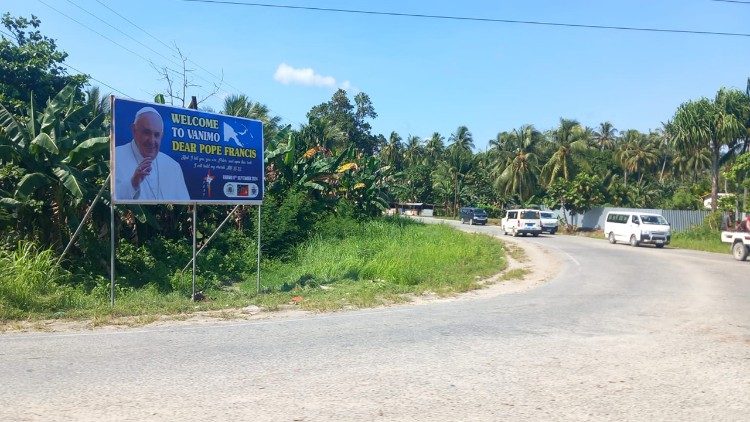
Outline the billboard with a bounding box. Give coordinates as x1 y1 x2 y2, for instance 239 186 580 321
111 98 264 204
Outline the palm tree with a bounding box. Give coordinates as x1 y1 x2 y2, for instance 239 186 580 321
380 131 403 171
449 125 474 152
491 125 545 201
424 132 444 167
593 121 618 150
298 117 346 152
404 135 423 167
672 147 711 182
446 126 474 213
616 130 659 184
488 131 513 159
541 118 590 186
84 86 110 121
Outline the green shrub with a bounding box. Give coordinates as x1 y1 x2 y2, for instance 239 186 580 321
259 190 322 258
116 240 172 290
667 188 702 210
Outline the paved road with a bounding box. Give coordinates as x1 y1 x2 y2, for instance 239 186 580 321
1 220 749 421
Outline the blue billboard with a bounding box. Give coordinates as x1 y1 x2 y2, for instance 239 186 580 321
111 98 264 204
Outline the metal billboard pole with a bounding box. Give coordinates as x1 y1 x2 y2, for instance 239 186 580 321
257 204 261 294
110 192 115 306
181 205 240 273
109 95 116 307
192 204 197 301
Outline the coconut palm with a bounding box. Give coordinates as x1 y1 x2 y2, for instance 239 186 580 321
423 132 444 167
298 117 346 152
448 125 474 152
380 131 403 171
593 121 618 150
491 124 545 201
541 118 590 185
445 126 474 213
404 135 423 167
616 130 660 184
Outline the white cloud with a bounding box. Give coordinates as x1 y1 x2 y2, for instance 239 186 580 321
273 63 353 90
274 63 335 87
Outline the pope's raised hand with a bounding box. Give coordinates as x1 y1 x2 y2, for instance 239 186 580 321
131 157 154 190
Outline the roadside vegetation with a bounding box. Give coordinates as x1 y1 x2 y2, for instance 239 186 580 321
0 217 507 322
1 14 749 324
670 212 730 254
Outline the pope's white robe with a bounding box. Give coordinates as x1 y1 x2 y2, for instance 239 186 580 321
114 141 189 201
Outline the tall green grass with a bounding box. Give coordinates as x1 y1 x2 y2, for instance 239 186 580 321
671 225 729 254
0 241 88 319
0 218 508 321
254 218 507 311
670 211 730 254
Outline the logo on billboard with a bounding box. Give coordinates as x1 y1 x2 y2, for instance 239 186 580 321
223 182 259 198
202 170 215 197
223 122 253 148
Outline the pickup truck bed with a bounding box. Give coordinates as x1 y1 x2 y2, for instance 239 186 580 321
720 231 750 261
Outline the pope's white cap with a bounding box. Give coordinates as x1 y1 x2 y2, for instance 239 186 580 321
133 106 160 124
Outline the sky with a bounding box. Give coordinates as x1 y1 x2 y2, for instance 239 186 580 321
3 0 750 150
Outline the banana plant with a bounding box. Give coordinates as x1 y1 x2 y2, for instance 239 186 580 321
265 132 350 196
0 83 109 246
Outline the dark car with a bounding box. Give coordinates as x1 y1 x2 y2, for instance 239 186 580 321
459 207 488 225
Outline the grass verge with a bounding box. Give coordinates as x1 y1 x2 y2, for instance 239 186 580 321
670 225 728 254
0 218 508 323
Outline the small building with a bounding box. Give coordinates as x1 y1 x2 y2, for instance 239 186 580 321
389 203 435 217
702 193 732 209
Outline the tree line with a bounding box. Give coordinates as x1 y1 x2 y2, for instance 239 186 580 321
384 88 750 219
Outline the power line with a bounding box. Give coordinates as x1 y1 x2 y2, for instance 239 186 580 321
0 27 134 99
182 0 750 38
62 63 135 99
37 0 234 104
93 0 243 94
36 0 184 78
61 0 231 96
38 0 230 102
709 0 750 4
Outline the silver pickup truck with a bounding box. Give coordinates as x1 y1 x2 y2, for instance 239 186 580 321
721 231 750 261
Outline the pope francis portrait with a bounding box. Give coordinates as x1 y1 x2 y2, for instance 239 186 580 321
114 106 189 201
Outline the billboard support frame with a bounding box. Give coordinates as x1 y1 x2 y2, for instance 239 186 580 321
58 175 111 266
181 205 241 273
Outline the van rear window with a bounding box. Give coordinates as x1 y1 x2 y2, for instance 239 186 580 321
520 211 539 219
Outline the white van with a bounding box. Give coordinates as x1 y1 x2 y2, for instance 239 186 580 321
604 211 671 248
502 209 542 237
539 211 559 234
